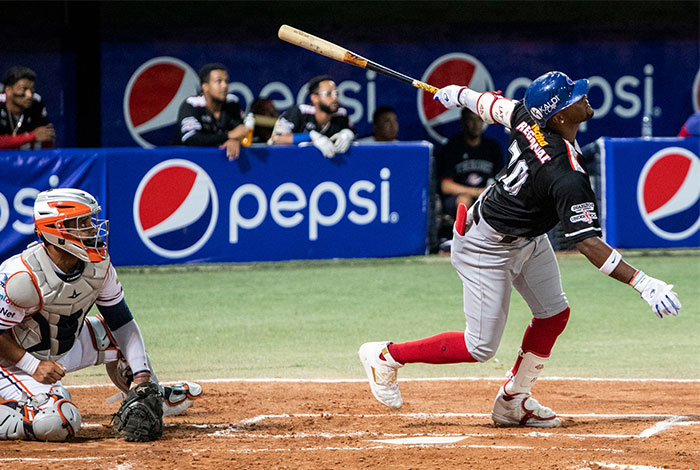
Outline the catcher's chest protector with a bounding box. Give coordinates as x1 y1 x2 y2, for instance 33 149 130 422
12 243 109 361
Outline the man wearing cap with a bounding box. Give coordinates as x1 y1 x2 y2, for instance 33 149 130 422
357 72 681 427
268 75 354 159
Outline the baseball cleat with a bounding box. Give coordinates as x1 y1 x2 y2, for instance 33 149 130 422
358 341 403 409
162 382 203 417
491 385 561 428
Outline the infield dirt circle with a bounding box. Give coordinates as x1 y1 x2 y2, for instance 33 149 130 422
2 379 699 469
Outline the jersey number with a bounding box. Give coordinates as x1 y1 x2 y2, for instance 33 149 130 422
500 141 529 196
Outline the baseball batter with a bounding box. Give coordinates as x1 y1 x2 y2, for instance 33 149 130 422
0 188 202 441
359 72 682 427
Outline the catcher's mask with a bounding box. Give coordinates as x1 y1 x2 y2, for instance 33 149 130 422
33 188 109 262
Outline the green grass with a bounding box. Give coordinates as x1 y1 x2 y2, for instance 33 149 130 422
65 251 700 385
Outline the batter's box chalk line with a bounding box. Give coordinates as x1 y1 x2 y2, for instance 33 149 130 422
203 412 700 442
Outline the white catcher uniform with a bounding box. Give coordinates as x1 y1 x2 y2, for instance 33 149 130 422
0 188 201 441
0 242 138 400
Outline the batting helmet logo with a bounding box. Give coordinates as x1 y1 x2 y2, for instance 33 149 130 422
133 159 219 258
637 147 700 241
417 53 494 144
124 57 199 148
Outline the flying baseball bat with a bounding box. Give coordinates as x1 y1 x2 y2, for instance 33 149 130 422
278 25 439 95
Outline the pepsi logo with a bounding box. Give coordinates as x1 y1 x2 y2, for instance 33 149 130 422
693 67 700 112
133 159 219 258
417 53 494 144
124 57 199 148
637 147 700 241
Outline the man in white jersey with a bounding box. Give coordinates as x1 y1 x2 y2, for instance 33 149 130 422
0 188 201 441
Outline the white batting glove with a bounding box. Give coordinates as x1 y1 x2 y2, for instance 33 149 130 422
630 271 681 318
310 130 336 158
330 128 354 153
243 113 255 129
434 85 467 110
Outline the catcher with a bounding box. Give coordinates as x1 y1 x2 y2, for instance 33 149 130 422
0 188 202 441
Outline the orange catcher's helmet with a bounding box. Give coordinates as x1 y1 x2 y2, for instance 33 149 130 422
33 188 109 262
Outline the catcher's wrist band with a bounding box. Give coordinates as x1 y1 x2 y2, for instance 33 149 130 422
17 351 40 375
599 249 622 275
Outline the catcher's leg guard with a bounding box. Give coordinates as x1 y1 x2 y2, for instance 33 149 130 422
84 315 120 365
0 403 29 440
162 382 203 417
29 386 82 441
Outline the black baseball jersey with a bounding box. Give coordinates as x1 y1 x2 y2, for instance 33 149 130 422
0 93 50 149
437 133 504 188
480 102 602 243
177 94 243 146
274 104 352 137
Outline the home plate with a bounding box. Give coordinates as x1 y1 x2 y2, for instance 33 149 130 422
370 436 468 445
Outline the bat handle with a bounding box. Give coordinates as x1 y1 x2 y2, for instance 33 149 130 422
412 80 440 95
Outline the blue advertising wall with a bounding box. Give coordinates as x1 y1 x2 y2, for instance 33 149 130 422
602 137 700 248
0 144 431 265
101 40 698 152
1 138 698 265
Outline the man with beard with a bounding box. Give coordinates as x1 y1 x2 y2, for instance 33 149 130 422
269 75 354 158
0 66 55 150
177 63 254 160
437 108 504 218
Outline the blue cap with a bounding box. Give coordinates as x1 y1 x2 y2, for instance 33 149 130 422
524 71 589 127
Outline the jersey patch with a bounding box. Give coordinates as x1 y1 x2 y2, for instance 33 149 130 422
185 96 207 107
569 202 598 224
299 104 315 115
514 121 551 164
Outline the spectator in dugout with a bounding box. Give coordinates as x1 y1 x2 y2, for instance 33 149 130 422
0 66 55 150
176 63 254 161
437 108 504 219
268 75 354 159
357 106 399 142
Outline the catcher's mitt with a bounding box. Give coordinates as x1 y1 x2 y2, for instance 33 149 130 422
112 381 164 442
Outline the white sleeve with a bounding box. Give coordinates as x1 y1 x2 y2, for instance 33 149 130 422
1 264 39 329
112 319 150 375
459 88 515 129
96 264 124 307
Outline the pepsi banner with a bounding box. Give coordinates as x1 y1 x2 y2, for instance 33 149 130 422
0 149 105 258
106 143 431 265
601 137 700 248
102 40 698 152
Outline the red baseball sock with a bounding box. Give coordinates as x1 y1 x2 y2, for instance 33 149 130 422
387 331 477 364
511 307 570 373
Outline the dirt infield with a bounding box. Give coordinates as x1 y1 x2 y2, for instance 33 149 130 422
1 379 699 469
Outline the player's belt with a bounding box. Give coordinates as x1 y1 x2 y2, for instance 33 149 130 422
473 200 518 244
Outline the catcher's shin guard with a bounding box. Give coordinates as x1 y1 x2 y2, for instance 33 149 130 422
85 315 119 365
0 403 29 440
162 382 203 417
